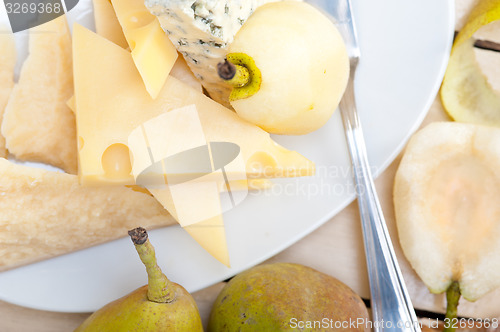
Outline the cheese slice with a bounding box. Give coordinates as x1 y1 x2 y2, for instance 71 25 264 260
151 187 229 266
73 24 314 186
0 158 176 271
111 0 178 99
0 28 16 158
1 16 77 174
65 56 201 114
66 92 272 194
92 0 128 48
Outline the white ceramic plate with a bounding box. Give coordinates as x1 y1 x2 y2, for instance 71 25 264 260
0 0 454 312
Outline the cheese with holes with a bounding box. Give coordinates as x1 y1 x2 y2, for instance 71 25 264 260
0 158 176 271
92 0 128 48
1 16 77 174
0 28 16 158
145 0 300 106
73 24 314 186
111 0 178 98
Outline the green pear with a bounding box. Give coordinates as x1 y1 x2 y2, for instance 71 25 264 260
208 263 369 331
75 227 203 332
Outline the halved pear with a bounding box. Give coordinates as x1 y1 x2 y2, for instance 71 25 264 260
394 122 500 324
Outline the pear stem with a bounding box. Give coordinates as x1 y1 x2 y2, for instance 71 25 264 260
443 282 461 332
217 59 250 87
128 227 174 303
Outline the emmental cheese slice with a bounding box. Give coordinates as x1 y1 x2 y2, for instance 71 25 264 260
111 0 178 99
92 0 128 48
0 158 176 271
0 28 16 158
73 24 314 187
2 16 77 174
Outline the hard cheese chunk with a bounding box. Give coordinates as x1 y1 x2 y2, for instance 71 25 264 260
73 24 314 186
111 0 178 99
1 16 77 173
92 0 129 48
0 158 176 271
145 0 298 106
0 28 16 158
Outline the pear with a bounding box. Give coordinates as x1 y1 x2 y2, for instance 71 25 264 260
75 227 203 332
218 1 349 135
208 263 369 331
394 122 500 331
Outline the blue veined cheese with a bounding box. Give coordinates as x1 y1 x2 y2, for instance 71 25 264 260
145 0 299 107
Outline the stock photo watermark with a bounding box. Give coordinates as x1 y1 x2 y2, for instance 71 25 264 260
248 163 381 199
289 317 500 330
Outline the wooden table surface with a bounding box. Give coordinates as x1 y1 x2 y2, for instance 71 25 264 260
2 0 500 330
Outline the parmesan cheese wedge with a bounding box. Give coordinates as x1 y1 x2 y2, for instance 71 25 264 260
0 28 16 158
1 16 77 173
0 158 176 271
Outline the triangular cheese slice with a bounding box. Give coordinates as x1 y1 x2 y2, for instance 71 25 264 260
111 0 178 99
92 0 129 48
149 187 229 266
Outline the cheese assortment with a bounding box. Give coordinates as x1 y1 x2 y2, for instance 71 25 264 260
111 0 178 99
73 24 314 186
0 0 318 268
0 28 15 158
73 24 314 264
145 0 297 106
1 17 77 174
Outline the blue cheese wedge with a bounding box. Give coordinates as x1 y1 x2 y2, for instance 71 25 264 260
145 0 299 106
